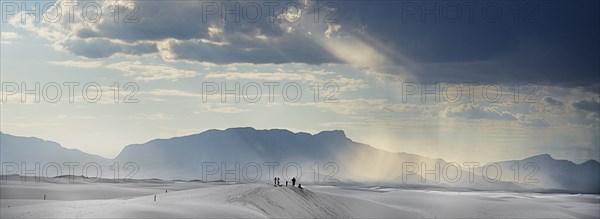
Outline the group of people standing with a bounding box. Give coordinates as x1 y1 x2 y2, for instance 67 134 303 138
274 177 302 189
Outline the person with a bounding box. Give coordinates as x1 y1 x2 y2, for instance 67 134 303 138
286 181 288 186
292 177 296 186
274 177 277 186
298 184 303 189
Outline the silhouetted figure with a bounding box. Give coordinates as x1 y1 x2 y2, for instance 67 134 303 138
286 181 288 186
292 177 296 186
274 177 277 186
43 194 46 200
154 195 156 201
298 184 303 189
165 190 168 193
277 177 281 186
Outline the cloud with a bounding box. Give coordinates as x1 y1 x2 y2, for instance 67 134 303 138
542 96 564 106
442 103 554 128
567 97 600 127
204 67 367 92
1 31 21 44
4 0 393 77
328 75 369 92
569 98 600 113
144 89 202 98
443 103 515 121
319 36 392 72
515 113 550 128
294 98 430 118
59 38 158 58
205 72 318 81
0 91 27 104
105 61 197 81
155 36 336 64
57 0 338 64
303 98 390 115
8 0 599 85
1 32 20 40
575 85 600 94
197 103 251 114
334 1 599 85
8 11 65 41
143 89 228 102
132 113 170 120
586 112 599 122
48 60 103 68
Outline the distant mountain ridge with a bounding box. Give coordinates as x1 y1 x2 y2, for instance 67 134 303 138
1 129 598 193
476 153 600 194
113 127 363 180
0 132 109 164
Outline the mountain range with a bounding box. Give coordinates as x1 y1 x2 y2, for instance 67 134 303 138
1 128 598 193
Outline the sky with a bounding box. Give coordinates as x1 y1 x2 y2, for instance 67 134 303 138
0 0 599 164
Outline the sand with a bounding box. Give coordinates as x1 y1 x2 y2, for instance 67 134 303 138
1 177 598 218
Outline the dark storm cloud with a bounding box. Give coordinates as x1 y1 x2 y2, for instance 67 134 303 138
332 1 599 85
13 0 599 86
570 99 600 113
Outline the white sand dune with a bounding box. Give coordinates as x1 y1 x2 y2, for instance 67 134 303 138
1 180 599 218
311 186 600 218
